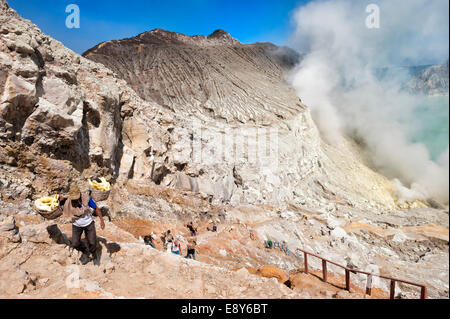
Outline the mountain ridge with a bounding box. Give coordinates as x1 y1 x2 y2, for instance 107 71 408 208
406 59 449 96
82 28 303 124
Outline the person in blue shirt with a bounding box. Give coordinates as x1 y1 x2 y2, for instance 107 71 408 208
60 184 105 265
144 232 156 248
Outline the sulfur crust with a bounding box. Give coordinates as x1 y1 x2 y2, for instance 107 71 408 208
35 194 59 212
88 177 111 191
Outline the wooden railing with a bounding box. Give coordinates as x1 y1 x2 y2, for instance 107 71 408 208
295 248 427 299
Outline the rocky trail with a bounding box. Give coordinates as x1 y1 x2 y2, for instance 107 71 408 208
0 183 448 299
0 207 375 299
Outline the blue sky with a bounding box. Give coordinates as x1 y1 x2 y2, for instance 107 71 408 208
7 0 309 54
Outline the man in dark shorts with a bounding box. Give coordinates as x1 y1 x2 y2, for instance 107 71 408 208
185 237 197 260
186 221 197 236
144 232 156 248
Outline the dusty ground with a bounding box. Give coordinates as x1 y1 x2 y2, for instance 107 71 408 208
1 180 448 300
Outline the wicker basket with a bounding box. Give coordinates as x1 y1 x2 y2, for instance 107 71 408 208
90 188 110 202
35 205 62 220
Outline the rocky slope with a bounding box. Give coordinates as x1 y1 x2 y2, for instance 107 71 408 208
0 0 174 197
406 60 449 96
0 0 448 299
83 28 303 124
0 0 398 211
83 27 407 212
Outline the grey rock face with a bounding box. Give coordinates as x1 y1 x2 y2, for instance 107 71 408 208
0 0 171 190
0 215 20 242
0 215 15 231
406 60 449 96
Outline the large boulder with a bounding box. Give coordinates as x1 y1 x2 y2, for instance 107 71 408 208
0 73 37 139
256 265 289 284
0 215 20 243
21 98 85 160
0 266 32 295
19 223 57 245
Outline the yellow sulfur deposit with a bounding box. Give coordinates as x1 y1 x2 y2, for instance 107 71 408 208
89 177 111 191
35 194 59 212
395 199 429 210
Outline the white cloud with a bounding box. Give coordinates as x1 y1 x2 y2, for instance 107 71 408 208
288 0 449 203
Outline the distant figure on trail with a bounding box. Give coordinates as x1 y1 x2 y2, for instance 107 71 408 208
280 240 290 255
161 230 174 252
171 239 181 255
265 240 273 249
144 232 156 248
185 236 197 260
207 219 217 232
186 221 197 236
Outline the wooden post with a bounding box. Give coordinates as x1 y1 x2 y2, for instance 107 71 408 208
322 260 327 283
345 269 351 292
421 286 427 299
304 252 308 274
366 274 373 296
390 280 396 299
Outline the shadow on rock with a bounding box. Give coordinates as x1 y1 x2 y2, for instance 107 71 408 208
46 224 71 245
47 224 121 265
97 236 121 258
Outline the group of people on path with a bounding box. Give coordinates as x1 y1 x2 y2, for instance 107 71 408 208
144 219 219 260
57 182 290 267
143 221 198 260
55 181 221 267
264 239 290 255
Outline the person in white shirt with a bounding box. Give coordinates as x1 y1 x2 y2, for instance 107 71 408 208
171 240 181 255
61 184 105 265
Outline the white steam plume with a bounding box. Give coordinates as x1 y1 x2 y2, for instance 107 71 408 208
288 0 449 204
